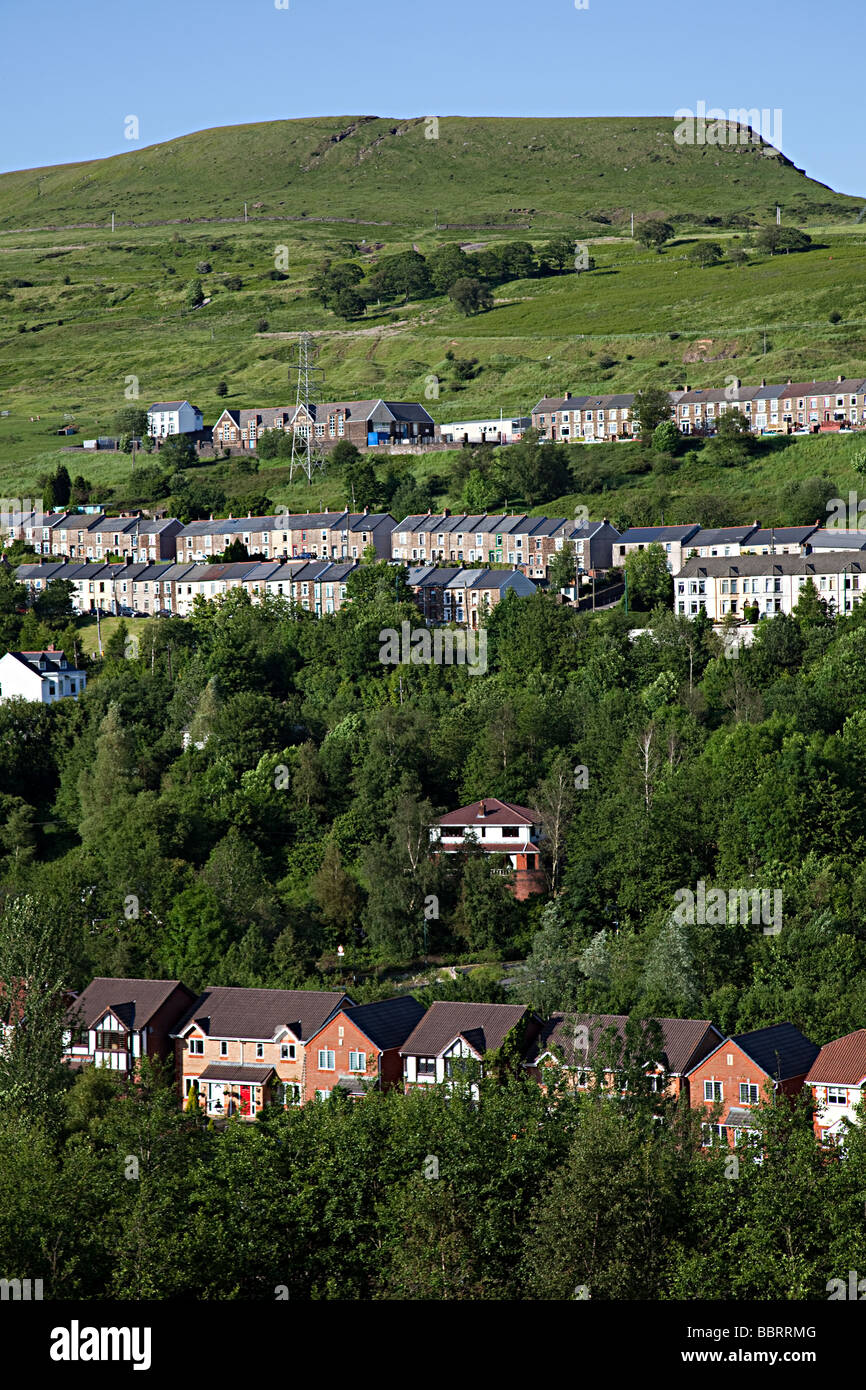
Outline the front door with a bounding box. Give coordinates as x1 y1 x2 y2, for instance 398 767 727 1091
239 1085 251 1117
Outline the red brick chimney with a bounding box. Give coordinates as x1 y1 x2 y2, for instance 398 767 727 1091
479 799 486 817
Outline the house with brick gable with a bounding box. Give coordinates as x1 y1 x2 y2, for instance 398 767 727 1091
685 1023 819 1148
172 986 352 1118
63 978 196 1073
400 1000 541 1094
805 1030 866 1145
524 1013 723 1102
303 996 427 1102
293 399 436 449
430 797 546 898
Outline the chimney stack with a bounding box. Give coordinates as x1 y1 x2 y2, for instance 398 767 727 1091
479 799 486 817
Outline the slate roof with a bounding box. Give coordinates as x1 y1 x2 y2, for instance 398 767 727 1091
340 996 427 1051
807 530 866 551
728 1024 819 1081
617 525 701 545
526 1013 722 1073
678 554 866 578
173 986 351 1042
690 524 760 547
401 1001 530 1058
70 978 192 1032
805 1030 866 1086
743 526 819 548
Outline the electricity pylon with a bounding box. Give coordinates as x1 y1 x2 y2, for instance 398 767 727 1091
288 332 327 484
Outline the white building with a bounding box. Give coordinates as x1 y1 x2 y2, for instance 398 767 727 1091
0 647 86 704
675 552 866 621
146 401 203 437
439 416 531 445
806 1030 866 1147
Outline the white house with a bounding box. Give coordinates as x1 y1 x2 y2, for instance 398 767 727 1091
146 401 203 437
439 416 531 445
0 647 86 704
675 553 866 621
805 1030 866 1146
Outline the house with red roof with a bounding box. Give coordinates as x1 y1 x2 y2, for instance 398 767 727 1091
805 1029 866 1145
430 797 545 899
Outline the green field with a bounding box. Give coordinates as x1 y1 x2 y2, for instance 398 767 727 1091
1 114 865 523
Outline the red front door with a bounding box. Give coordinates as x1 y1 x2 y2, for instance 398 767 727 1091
239 1086 251 1116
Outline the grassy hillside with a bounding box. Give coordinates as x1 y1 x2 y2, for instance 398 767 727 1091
1 116 859 233
1 115 865 523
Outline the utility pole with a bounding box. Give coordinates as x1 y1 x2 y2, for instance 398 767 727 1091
244 202 248 223
288 333 327 485
630 211 634 237
111 212 115 233
776 205 781 225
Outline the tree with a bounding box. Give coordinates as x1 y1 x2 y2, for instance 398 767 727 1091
312 839 360 940
792 577 831 629
542 235 576 271
533 752 577 890
755 225 812 255
333 288 366 320
33 578 74 624
329 439 363 471
114 406 149 437
427 244 472 294
0 895 74 1116
548 541 578 595
703 409 754 466
158 433 197 469
216 381 228 398
633 385 673 440
635 219 674 250
624 543 674 611
448 277 493 316
342 455 379 510
652 419 680 453
184 278 204 308
687 241 723 269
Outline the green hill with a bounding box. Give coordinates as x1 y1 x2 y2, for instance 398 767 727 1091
1 115 865 519
1 116 859 232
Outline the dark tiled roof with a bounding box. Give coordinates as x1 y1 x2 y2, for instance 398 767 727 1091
344 996 426 1050
174 986 351 1042
526 1013 722 1073
690 524 760 546
401 1001 529 1057
618 525 701 544
70 978 192 1032
733 1024 819 1081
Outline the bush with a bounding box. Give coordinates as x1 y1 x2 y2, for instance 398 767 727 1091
196 261 212 274
224 276 243 291
216 381 228 397
829 310 843 324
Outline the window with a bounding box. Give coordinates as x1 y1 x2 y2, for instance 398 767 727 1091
827 1087 847 1106
739 1082 759 1105
417 1057 436 1078
318 1049 335 1071
188 1038 204 1055
220 1040 229 1057
348 1051 366 1073
255 1042 264 1059
95 1029 126 1052
280 1043 296 1061
704 1080 723 1102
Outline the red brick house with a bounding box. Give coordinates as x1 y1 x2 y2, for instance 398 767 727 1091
303 995 427 1102
430 797 546 899
172 985 351 1118
805 1029 866 1145
525 1013 723 1101
400 1000 541 1093
685 1023 819 1148
63 977 196 1074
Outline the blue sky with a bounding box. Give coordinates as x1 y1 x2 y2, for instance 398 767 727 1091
1 0 862 195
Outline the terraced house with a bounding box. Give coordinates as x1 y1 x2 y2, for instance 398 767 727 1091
676 552 866 620
175 509 395 562
407 566 536 626
391 512 619 577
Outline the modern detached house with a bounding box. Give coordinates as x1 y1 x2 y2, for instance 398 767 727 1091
172 986 352 1118
525 1013 723 1102
400 1000 541 1095
805 1029 866 1145
686 1023 819 1148
430 797 546 898
0 647 87 704
303 996 427 1102
63 977 196 1073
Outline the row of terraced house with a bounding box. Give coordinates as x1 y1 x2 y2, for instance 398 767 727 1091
532 375 866 440
56 976 866 1149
